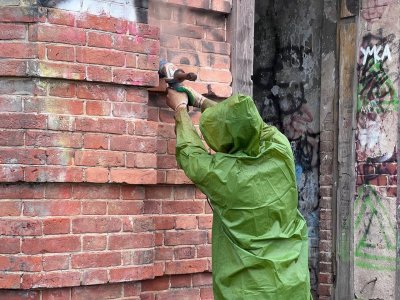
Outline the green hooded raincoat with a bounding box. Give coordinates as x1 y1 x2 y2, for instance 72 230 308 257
175 94 311 299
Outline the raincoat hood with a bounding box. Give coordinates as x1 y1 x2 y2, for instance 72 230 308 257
200 94 263 156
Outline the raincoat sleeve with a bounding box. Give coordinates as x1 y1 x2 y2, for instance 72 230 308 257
174 108 214 186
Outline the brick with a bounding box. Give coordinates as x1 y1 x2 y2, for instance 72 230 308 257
0 23 26 40
76 83 122 101
24 97 84 115
167 49 200 66
76 47 125 67
83 134 108 149
208 83 232 97
0 184 44 199
45 183 72 199
0 113 46 129
45 149 74 166
0 166 23 182
165 259 208 275
108 201 143 215
134 120 158 136
110 169 157 184
0 130 23 146
47 45 75 62
42 288 71 300
0 42 36 58
83 235 107 251
122 249 154 265
174 246 196 259
137 54 159 70
76 14 127 33
0 273 20 289
72 284 122 300
0 7 39 23
29 24 85 45
210 0 232 13
113 68 159 86
75 150 124 167
72 217 122 233
141 276 169 292
197 244 211 258
0 60 27 76
160 20 204 39
30 61 85 81
199 68 232 83
175 216 198 230
155 247 174 261
22 271 81 289
193 272 212 286
22 236 80 255
25 166 84 182
0 255 41 272
126 153 156 168
110 135 156 152
0 237 20 254
112 102 147 118
81 269 108 285
0 290 41 299
119 186 143 200
42 254 70 271
85 168 109 183
72 252 121 268
87 31 113 48
163 201 203 214
157 155 178 169
114 35 160 55
109 265 154 282
43 218 70 234
0 200 19 217
108 233 154 250
48 81 76 97
85 101 111 116
47 8 75 26
73 184 120 199
198 215 213 229
86 65 113 82
81 201 107 215
0 219 41 236
76 117 126 134
134 23 160 39
48 115 75 131
165 231 207 246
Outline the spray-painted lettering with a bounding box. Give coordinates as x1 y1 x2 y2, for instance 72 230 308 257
360 44 392 65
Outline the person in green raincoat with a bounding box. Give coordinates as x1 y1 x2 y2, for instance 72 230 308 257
166 88 311 300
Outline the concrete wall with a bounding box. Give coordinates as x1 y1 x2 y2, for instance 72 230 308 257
253 0 323 295
354 0 400 298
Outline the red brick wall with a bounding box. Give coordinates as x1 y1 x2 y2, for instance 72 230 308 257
0 1 231 298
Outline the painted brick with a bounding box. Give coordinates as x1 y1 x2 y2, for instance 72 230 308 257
30 61 86 81
24 97 84 115
47 8 76 26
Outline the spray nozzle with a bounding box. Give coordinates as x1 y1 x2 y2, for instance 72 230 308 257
159 60 197 90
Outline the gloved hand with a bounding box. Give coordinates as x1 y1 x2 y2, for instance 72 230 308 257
176 86 207 108
166 88 188 111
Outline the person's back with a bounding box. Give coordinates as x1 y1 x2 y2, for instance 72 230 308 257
168 91 311 299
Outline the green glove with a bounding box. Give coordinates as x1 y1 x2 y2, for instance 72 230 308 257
175 86 206 108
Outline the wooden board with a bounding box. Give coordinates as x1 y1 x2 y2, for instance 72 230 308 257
228 0 255 96
336 19 357 300
340 0 358 18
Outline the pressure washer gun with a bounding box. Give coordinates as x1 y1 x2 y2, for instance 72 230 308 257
158 60 208 108
158 60 197 90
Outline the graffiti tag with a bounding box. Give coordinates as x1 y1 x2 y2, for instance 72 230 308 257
360 45 392 65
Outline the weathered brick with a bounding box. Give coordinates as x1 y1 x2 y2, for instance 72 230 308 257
76 14 127 33
85 168 109 183
72 252 121 268
29 24 85 45
72 217 122 233
86 65 113 82
43 218 70 234
22 236 80 254
109 265 155 282
110 169 157 185
47 45 75 62
83 235 107 251
165 231 207 246
81 269 108 286
0 23 26 40
108 233 154 250
24 97 84 115
76 47 125 67
165 259 208 275
113 68 159 86
21 271 81 289
87 31 113 48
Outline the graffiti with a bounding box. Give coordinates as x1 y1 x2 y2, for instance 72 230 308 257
356 34 399 162
38 0 148 22
354 185 396 271
360 45 392 65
